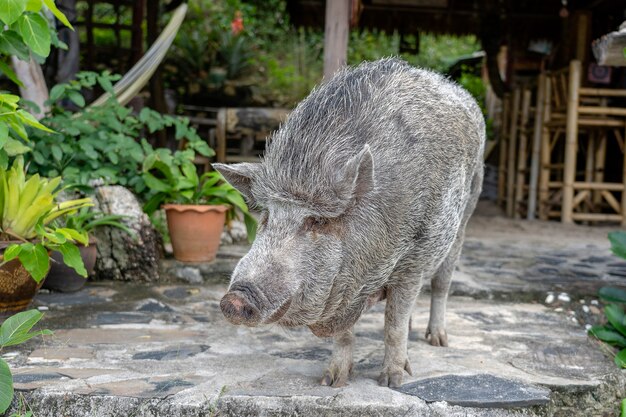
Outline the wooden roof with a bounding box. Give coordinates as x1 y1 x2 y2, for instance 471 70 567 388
286 0 625 41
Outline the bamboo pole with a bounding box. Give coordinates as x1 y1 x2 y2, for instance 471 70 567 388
539 76 552 220
527 73 546 220
506 88 522 217
573 190 590 208
602 190 621 214
561 60 581 224
572 213 623 222
594 132 607 205
621 126 626 226
515 88 532 218
497 95 511 207
573 181 624 190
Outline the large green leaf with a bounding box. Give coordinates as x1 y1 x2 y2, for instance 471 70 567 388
14 13 51 58
2 244 22 262
0 30 30 61
605 304 626 337
0 0 26 26
609 231 626 260
3 138 30 156
43 0 73 29
0 309 48 347
0 358 13 414
57 242 87 277
16 109 53 132
0 60 24 87
17 243 49 283
589 325 626 347
599 287 626 304
26 0 43 12
615 348 626 368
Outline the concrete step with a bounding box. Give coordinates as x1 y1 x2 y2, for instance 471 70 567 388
5 282 624 416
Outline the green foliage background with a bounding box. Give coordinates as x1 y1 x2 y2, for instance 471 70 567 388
163 0 482 107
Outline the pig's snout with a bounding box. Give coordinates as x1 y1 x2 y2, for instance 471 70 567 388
220 283 262 326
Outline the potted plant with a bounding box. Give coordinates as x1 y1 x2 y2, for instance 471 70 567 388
142 149 256 262
0 157 92 312
43 207 134 292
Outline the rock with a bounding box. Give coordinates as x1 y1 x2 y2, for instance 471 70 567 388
221 219 249 245
92 186 162 282
395 374 551 408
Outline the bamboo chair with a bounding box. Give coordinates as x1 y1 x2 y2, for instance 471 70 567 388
538 60 626 224
215 107 290 163
499 83 536 219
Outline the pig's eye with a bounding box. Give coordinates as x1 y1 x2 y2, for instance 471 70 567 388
303 216 327 232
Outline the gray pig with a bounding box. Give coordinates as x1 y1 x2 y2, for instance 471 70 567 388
214 58 485 388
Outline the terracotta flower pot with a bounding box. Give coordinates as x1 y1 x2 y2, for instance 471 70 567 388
0 242 46 313
43 237 98 293
163 204 229 262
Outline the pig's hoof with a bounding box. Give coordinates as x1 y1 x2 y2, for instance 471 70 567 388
425 326 448 347
320 364 352 387
377 360 412 388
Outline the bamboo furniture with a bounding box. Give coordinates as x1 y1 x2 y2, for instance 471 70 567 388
215 108 290 163
538 60 626 224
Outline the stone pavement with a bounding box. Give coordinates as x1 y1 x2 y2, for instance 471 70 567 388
4 208 626 416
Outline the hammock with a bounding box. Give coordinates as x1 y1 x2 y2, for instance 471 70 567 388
88 3 188 108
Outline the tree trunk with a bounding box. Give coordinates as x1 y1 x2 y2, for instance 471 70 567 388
11 56 49 119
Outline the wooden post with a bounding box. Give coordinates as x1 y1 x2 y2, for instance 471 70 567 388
131 0 146 65
506 87 521 217
323 0 350 80
497 95 510 207
515 88 532 218
593 132 607 205
561 60 581 224
216 109 227 163
527 73 546 219
539 75 552 220
621 126 626 226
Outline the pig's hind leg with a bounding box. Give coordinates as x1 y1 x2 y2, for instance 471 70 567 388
378 277 421 388
426 169 481 347
321 327 354 387
424 236 461 347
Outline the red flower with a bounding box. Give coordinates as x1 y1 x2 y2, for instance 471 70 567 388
231 11 244 35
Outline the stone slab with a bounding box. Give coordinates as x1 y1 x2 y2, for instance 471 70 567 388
395 374 551 408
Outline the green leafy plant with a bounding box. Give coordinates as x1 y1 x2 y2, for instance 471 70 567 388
588 231 626 368
0 157 91 282
0 309 51 414
62 206 133 237
142 149 256 242
26 72 212 198
0 0 72 167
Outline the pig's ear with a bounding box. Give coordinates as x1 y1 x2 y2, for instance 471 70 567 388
338 144 374 200
212 162 260 203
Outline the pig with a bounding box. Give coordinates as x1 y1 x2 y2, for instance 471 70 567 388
213 57 485 388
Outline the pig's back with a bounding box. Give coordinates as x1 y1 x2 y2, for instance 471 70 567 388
263 58 484 207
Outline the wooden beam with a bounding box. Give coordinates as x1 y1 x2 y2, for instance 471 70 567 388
506 88 521 217
528 73 545 220
561 60 581 224
515 88 532 218
323 0 350 80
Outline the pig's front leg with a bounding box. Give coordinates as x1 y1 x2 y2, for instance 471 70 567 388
321 328 354 387
378 283 419 387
